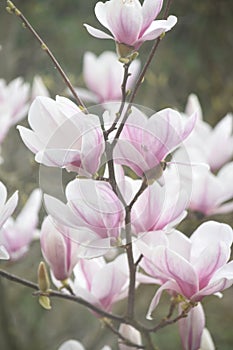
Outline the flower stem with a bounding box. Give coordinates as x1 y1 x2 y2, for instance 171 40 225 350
106 62 131 137
112 0 174 145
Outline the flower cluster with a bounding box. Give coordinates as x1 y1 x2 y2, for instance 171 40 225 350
0 0 232 349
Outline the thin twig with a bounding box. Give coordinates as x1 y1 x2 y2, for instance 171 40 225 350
0 269 124 322
129 178 148 210
104 320 145 349
148 306 192 333
125 208 136 319
6 0 87 112
106 62 131 137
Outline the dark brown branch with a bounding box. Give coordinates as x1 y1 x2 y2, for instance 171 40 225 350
129 178 148 210
106 62 131 137
125 208 136 319
0 269 124 322
6 0 87 112
148 305 193 333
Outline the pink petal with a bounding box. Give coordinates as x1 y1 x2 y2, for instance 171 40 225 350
17 126 44 154
139 16 177 43
150 246 198 298
0 245 9 260
0 191 18 228
214 201 233 214
167 229 191 260
147 279 180 319
106 0 142 46
178 303 205 350
194 242 230 290
141 0 163 33
83 24 113 40
44 194 84 229
95 1 111 30
185 94 203 121
16 189 41 226
190 221 233 261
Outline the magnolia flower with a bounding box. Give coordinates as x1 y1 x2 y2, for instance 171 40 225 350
0 189 41 261
40 216 80 281
183 94 233 170
0 77 30 143
44 179 125 245
17 96 105 176
114 107 196 181
131 178 188 234
178 303 205 350
136 221 233 319
75 51 140 103
118 324 142 350
188 162 233 216
58 340 111 350
84 0 177 52
73 254 129 312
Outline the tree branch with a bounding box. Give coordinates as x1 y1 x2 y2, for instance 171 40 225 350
0 269 124 322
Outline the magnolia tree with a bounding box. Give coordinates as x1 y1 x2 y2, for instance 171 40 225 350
0 1 233 349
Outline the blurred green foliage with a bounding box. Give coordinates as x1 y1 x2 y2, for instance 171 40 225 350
0 0 233 349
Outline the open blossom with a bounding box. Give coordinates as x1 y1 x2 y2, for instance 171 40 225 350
40 216 80 281
84 0 177 51
188 162 233 216
17 96 105 176
75 51 140 103
131 179 188 234
136 221 233 319
58 340 111 350
114 107 196 180
0 77 30 143
182 94 233 170
0 189 41 261
73 254 129 312
44 179 125 245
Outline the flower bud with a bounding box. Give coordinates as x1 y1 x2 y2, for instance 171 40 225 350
38 261 50 292
118 324 142 350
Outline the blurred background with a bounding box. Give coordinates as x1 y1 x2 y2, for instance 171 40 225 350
0 0 233 349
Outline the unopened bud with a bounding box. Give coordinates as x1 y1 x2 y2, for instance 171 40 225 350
160 32 166 40
39 295 51 310
38 261 50 292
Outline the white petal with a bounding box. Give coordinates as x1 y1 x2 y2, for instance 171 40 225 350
83 24 113 40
